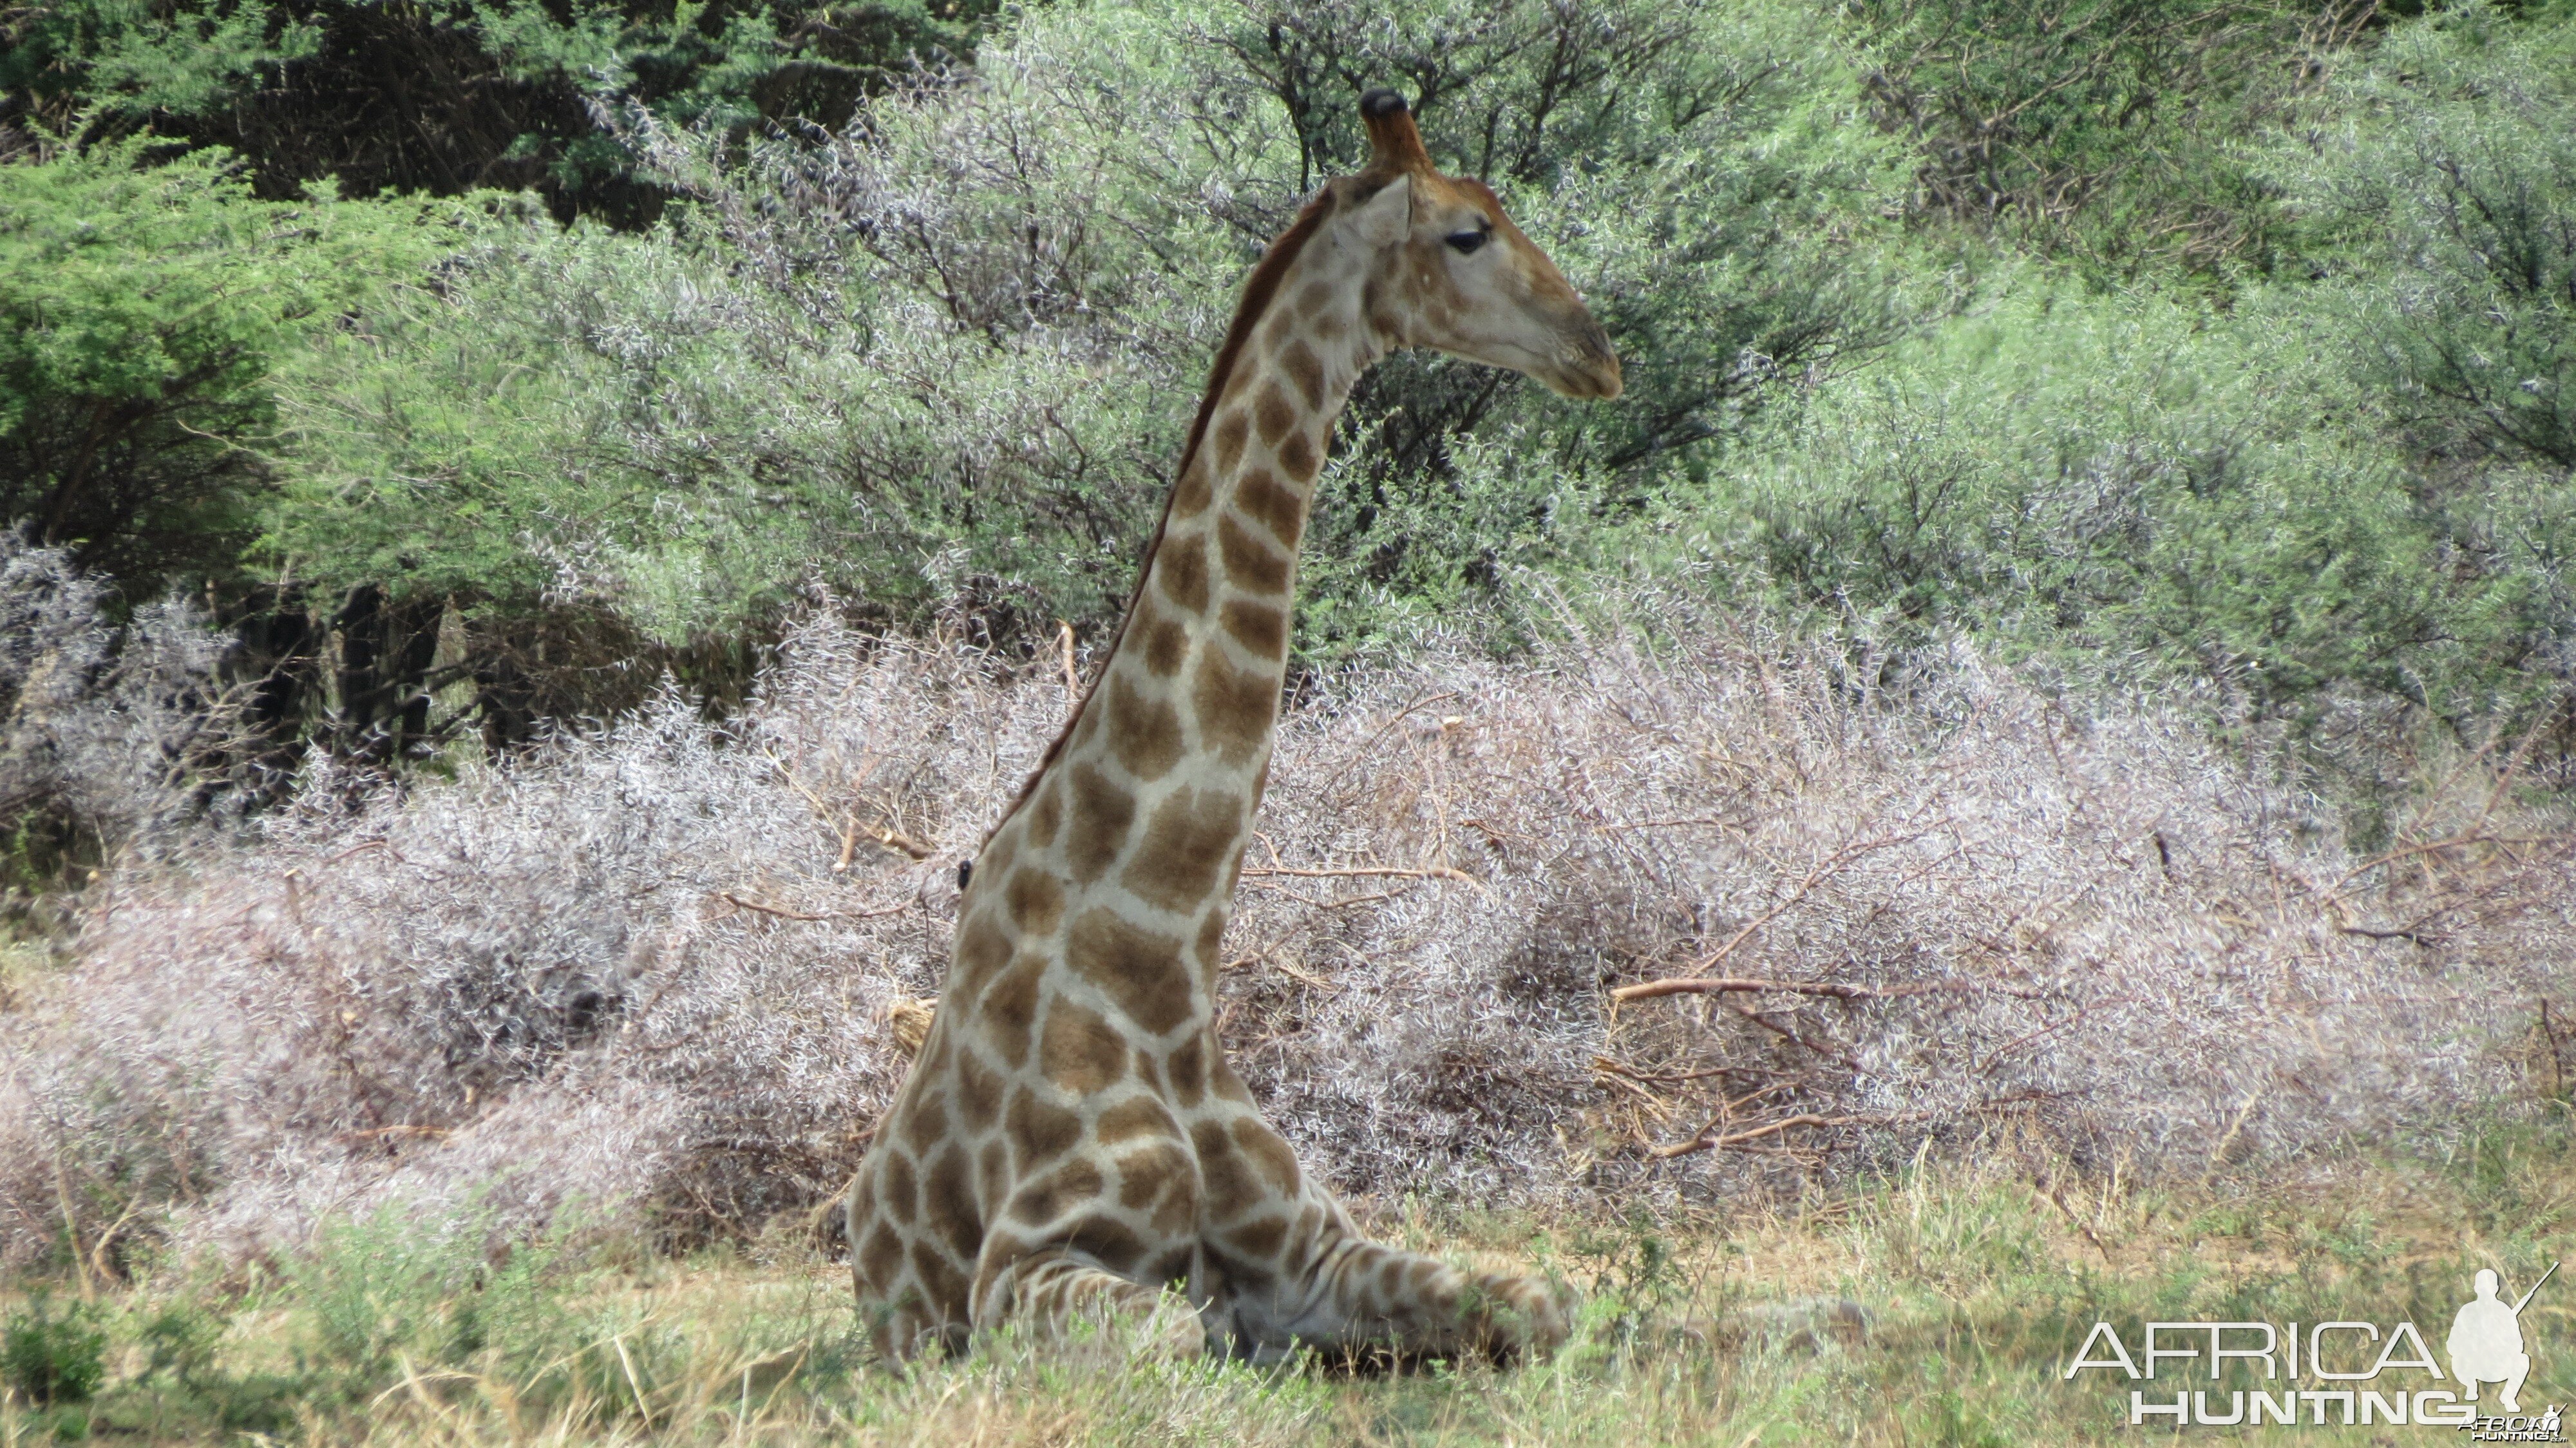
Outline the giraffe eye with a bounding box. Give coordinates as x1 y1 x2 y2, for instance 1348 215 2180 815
1444 227 1490 255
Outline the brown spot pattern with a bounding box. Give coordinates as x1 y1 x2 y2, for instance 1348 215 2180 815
954 908 1012 993
924 1146 982 1259
1217 515 1289 595
1007 1087 1083 1168
1094 1095 1179 1146
1281 341 1325 409
1143 613 1191 677
1070 1219 1150 1275
1064 763 1135 883
1009 1159 1106 1226
1191 649 1277 765
1229 1214 1287 1258
1156 529 1211 614
1193 1119 1261 1219
1113 1141 1191 1210
1236 468 1305 548
1005 867 1064 939
1105 673 1184 780
1221 598 1286 658
1027 779 1061 847
1232 1117 1302 1196
900 1087 949 1155
956 1049 1003 1130
1171 457 1213 518
1278 430 1320 482
978 957 1043 1068
1038 997 1132 1095
1120 788 1242 917
1213 412 1250 473
883 1151 919 1224
1165 1033 1209 1109
1255 381 1298 446
1066 906 1196 1035
858 1221 904 1288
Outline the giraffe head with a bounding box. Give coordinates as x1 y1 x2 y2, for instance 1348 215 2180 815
1332 90 1622 401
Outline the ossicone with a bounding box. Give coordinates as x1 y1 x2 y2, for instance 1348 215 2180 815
1358 88 1432 177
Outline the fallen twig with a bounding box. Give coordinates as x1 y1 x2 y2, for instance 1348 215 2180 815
1613 975 2043 1004
1651 1112 1861 1159
1631 827 1931 991
1242 864 1484 886
719 892 907 922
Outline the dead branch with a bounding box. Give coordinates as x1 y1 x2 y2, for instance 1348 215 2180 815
867 825 935 861
1651 1112 1863 1159
1613 975 2044 1004
1242 864 1484 886
718 892 907 922
1625 827 1931 994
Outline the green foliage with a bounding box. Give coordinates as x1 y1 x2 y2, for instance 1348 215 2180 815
7 0 2576 803
1 1293 106 1405
285 1207 584 1398
266 0 1902 651
4 0 998 222
1852 0 2329 271
0 139 457 590
2269 2 2576 468
1653 267 2571 743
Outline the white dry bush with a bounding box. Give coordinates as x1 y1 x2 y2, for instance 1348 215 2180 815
3 600 2571 1272
0 533 251 868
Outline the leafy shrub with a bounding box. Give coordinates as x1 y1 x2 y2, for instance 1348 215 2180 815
2269 3 2576 470
263 0 1902 657
1852 0 2332 269
1648 271 2573 774
2 0 998 223
0 138 455 592
1 1293 106 1405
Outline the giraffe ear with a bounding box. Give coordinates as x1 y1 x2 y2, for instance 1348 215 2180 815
1350 175 1412 249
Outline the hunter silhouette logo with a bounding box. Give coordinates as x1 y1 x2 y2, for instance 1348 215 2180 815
2453 1264 2555 1414
2062 1260 2564 1433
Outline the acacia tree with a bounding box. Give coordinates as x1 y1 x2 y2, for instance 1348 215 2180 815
0 139 450 591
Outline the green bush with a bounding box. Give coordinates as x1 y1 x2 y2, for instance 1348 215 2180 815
1638 268 2568 741
0 138 458 592
1 1293 107 1405
285 1208 584 1399
1850 0 2322 271
3 0 999 222
2268 2 2576 470
263 0 1904 656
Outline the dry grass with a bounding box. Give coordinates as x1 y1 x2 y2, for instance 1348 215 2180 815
2 598 2571 1277
9 1127 2576 1444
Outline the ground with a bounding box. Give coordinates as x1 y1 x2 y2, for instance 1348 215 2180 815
7 1115 2574 1444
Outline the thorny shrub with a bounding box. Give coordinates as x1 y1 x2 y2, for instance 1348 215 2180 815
1 602 2569 1272
0 533 254 894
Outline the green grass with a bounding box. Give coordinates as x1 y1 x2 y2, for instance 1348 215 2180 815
8 1119 2576 1443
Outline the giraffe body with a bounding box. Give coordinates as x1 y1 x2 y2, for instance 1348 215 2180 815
846 91 1621 1362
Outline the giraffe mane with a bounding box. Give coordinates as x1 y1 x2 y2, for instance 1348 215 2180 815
983 187 1343 844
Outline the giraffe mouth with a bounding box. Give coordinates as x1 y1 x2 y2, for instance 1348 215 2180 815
1542 347 1624 401
1540 319 1622 401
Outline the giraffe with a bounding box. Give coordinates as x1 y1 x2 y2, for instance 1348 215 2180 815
844 88 1622 1364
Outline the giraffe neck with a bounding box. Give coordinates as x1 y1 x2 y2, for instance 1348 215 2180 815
1035 214 1381 839
960 209 1385 1022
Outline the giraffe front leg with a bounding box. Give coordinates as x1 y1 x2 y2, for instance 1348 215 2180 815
1197 1105 1570 1362
1283 1232 1574 1363
971 1234 1209 1359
